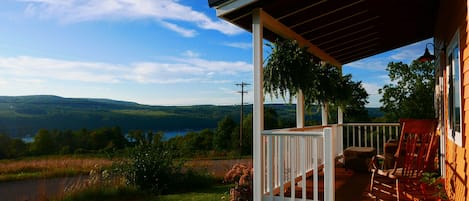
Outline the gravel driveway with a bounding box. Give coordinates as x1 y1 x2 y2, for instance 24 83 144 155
0 176 88 201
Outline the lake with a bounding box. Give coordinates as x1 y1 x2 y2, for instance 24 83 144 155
21 129 202 143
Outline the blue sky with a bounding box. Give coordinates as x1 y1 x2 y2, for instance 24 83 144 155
0 0 432 107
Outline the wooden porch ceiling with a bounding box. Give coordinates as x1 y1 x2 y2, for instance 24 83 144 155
209 0 439 65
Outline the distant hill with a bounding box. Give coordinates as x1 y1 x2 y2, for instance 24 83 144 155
0 95 382 138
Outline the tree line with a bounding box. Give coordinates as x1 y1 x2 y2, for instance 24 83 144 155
0 107 297 159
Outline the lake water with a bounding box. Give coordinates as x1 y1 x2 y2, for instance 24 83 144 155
162 130 196 139
21 130 200 143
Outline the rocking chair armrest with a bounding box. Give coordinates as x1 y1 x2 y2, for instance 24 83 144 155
370 154 386 170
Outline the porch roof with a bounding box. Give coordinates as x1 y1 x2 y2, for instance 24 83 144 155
209 0 439 65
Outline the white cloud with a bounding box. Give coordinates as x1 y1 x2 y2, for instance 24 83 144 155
0 79 8 87
19 0 243 36
159 21 196 37
344 59 387 71
362 82 383 107
362 82 381 96
182 50 200 58
0 55 252 84
389 39 434 62
389 48 421 61
175 57 252 75
223 42 252 49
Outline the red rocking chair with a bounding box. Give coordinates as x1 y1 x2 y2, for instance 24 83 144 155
369 119 439 200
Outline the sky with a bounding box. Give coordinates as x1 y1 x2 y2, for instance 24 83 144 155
0 0 433 107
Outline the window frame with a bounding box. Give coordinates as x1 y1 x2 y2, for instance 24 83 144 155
446 30 463 146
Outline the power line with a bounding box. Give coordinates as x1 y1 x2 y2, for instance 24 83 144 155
235 82 250 149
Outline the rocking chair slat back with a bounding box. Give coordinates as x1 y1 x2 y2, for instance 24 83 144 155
396 119 438 178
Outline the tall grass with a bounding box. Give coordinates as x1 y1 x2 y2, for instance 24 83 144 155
0 156 113 181
57 185 143 201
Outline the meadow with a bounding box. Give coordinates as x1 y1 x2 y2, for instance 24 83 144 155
0 156 114 182
0 155 241 201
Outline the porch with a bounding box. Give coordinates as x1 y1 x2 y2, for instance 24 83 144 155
259 122 441 201
206 0 446 200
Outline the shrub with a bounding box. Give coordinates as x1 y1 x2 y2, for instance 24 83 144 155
121 142 182 195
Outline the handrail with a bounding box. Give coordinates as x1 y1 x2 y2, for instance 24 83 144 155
342 123 400 126
262 129 324 136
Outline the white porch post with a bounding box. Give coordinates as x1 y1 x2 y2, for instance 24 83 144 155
338 107 343 124
337 65 344 155
321 102 328 126
324 127 335 201
337 65 344 126
252 8 264 201
337 107 344 155
297 90 305 128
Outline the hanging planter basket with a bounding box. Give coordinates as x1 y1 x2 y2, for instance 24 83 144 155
264 39 355 108
263 39 368 112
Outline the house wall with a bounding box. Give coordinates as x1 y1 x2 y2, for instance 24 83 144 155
434 0 468 200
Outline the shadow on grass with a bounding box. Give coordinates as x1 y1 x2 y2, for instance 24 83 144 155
158 184 233 201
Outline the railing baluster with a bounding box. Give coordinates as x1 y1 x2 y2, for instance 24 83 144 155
301 136 306 201
288 136 296 200
313 137 318 201
268 135 273 199
346 125 349 148
279 136 284 198
365 126 368 147
383 126 387 155
375 126 381 153
396 125 400 140
358 126 362 147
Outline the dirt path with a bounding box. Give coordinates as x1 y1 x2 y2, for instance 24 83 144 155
186 158 252 178
0 176 88 201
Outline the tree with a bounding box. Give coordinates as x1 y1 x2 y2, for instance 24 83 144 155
30 129 57 155
264 107 281 129
0 134 27 158
213 116 238 151
340 75 370 122
379 60 435 121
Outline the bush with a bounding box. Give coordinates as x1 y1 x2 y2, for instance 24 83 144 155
122 142 182 195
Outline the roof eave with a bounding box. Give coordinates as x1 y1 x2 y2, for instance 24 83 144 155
210 0 258 17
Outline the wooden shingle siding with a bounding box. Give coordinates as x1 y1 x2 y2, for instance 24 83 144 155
435 0 469 200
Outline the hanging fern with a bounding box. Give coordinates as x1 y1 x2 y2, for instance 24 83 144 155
263 39 368 109
264 39 319 103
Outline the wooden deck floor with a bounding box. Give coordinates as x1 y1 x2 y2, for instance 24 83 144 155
282 166 442 201
283 166 375 201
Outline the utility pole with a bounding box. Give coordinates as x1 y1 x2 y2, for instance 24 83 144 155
236 82 250 150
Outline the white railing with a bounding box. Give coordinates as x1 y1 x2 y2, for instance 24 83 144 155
261 127 335 201
341 123 400 155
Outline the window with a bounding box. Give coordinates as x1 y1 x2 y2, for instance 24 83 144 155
447 31 463 146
